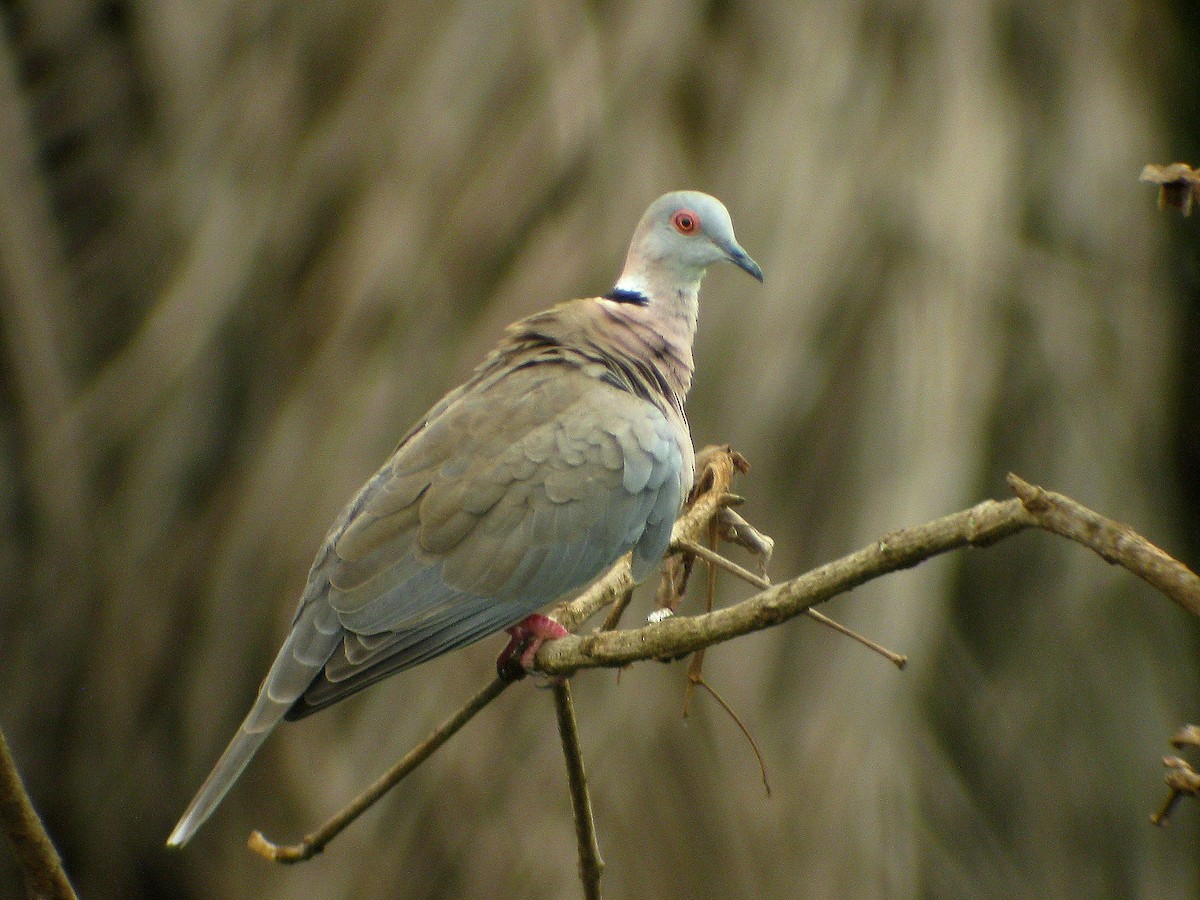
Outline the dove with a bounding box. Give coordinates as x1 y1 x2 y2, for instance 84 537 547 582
167 190 762 847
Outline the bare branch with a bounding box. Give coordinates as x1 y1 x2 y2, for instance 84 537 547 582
716 507 773 575
1152 725 1200 825
248 450 750 861
1171 725 1200 750
674 536 770 589
553 681 603 899
674 536 905 666
548 445 747 633
538 475 1200 675
1152 756 1200 826
249 677 510 862
537 495 1033 675
1007 474 1200 618
598 588 635 633
680 518 720 717
690 675 771 797
250 459 1200 862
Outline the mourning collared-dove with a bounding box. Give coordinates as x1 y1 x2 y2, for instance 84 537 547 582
167 190 762 847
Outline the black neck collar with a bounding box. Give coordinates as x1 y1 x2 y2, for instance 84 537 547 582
603 287 649 306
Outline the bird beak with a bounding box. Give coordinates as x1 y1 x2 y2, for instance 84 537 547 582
724 243 764 282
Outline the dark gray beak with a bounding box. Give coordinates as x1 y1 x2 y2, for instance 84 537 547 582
726 244 764 282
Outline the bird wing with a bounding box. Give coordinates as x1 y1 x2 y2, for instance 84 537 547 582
286 357 686 716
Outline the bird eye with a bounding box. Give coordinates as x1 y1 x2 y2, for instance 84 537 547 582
671 209 699 235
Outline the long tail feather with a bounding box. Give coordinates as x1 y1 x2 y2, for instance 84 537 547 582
167 600 342 846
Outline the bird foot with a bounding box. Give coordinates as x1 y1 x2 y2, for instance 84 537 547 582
496 614 570 681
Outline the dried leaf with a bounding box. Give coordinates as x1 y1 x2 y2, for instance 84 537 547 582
718 507 775 577
1171 724 1200 751
1140 162 1200 216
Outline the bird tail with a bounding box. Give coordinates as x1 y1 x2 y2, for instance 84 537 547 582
166 712 279 847
167 599 343 847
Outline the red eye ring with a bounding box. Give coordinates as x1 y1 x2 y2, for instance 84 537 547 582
671 209 699 235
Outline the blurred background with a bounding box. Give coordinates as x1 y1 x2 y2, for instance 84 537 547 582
2 0 1200 897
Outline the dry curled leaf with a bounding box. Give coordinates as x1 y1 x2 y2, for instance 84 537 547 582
1150 728 1200 825
718 507 775 577
1171 724 1200 751
1140 162 1200 216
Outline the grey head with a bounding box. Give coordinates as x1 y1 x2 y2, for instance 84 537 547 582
613 190 763 299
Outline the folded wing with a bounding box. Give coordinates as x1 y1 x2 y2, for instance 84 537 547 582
286 359 685 716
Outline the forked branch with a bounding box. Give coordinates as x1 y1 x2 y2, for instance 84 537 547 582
250 450 1200 868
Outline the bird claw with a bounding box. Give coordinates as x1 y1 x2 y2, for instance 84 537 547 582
496 614 570 681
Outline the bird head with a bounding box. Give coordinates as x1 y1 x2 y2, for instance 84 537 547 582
614 190 763 300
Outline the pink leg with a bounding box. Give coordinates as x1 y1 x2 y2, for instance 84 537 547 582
496 613 570 680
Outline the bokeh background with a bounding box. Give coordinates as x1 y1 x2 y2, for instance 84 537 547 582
3 1 1200 897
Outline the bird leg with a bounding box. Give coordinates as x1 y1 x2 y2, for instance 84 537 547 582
496 614 570 680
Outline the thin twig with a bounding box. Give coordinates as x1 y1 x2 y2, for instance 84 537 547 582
538 475 1200 675
249 677 509 862
675 536 771 589
691 676 771 797
805 610 907 668
599 588 635 632
553 681 603 899
679 519 771 794
717 507 773 575
549 446 746 632
1171 725 1200 750
681 519 719 717
0 725 78 899
674 537 907 667
537 496 1035 674
1150 726 1200 825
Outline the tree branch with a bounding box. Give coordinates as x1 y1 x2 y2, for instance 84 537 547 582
249 452 1200 866
1006 474 1200 618
536 494 1033 674
553 681 603 899
674 535 907 667
534 473 1200 675
248 448 747 861
249 677 510 862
